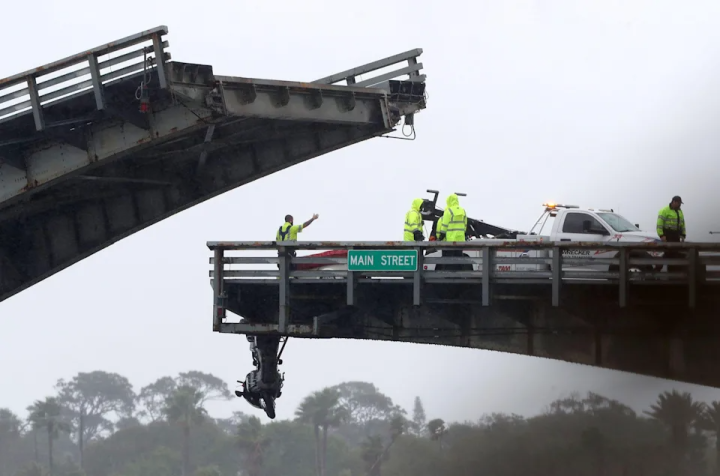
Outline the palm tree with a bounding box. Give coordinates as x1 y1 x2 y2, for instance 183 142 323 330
237 416 271 476
162 384 207 476
296 387 349 476
26 397 70 476
645 390 705 475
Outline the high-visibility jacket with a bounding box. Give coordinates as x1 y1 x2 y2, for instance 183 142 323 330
404 198 424 241
438 194 467 242
656 205 686 238
276 222 303 241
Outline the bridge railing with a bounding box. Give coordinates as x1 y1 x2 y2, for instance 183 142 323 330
207 241 720 333
0 25 170 131
311 49 427 119
312 49 425 88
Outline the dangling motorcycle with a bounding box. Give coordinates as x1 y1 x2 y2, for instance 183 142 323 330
237 334 286 419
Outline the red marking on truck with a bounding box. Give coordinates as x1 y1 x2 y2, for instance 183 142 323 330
296 249 348 271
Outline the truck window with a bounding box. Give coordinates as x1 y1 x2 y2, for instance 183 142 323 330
596 212 639 232
562 213 606 234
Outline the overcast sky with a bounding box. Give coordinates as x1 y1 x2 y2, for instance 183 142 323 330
2 0 720 423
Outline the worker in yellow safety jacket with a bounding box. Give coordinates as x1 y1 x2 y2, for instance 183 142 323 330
656 196 685 273
656 196 686 243
437 194 467 259
276 213 319 272
438 194 468 242
404 198 425 241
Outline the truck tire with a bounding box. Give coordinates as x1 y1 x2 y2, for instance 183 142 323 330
609 251 654 274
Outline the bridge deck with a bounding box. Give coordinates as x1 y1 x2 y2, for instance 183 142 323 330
208 241 720 389
0 27 426 302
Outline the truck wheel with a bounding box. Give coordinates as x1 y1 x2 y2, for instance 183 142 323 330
609 252 654 274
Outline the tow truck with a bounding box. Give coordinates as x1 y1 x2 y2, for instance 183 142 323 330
425 198 661 274
300 190 661 275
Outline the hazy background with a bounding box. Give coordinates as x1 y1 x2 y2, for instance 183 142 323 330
1 0 720 421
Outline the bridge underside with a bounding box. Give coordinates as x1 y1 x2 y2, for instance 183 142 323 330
0 61 425 301
224 281 720 388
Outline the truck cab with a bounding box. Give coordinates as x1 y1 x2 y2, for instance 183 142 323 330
546 205 660 272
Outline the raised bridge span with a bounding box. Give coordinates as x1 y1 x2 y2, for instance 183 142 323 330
0 26 427 302
209 241 720 388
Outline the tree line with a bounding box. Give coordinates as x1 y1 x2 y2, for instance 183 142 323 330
2 370 720 476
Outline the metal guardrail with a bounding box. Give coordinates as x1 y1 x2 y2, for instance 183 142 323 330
0 26 170 130
312 49 425 89
207 241 720 333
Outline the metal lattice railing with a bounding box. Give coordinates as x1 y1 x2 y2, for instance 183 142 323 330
0 25 170 130
207 241 720 333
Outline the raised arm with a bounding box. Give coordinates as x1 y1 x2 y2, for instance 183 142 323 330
303 213 320 229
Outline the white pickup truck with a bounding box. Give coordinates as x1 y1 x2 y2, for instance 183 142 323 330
426 203 662 275
302 203 662 275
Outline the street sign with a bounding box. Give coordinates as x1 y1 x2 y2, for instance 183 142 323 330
347 249 418 272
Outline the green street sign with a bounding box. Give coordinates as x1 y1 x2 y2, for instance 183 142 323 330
347 249 418 272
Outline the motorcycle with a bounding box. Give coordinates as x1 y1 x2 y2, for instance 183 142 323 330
237 334 286 419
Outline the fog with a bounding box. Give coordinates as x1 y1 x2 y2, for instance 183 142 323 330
1 0 720 425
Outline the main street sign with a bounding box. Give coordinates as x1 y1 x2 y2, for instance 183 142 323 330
347 249 418 272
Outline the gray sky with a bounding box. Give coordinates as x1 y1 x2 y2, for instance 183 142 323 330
2 0 720 423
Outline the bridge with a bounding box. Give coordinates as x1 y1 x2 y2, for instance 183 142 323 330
208 241 720 388
0 26 427 302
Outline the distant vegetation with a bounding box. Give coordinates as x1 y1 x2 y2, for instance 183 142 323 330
2 370 720 476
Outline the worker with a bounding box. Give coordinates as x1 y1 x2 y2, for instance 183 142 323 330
276 213 319 273
404 198 425 241
437 194 468 260
656 196 686 273
277 213 319 242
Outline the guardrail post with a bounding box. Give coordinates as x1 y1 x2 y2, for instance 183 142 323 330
618 248 628 308
552 246 562 307
688 247 697 309
88 53 106 111
26 75 44 131
152 33 168 89
347 247 355 306
413 246 423 306
482 247 492 306
212 248 224 332
278 246 290 333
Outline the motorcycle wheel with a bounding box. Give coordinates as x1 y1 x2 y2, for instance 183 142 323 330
262 394 276 419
